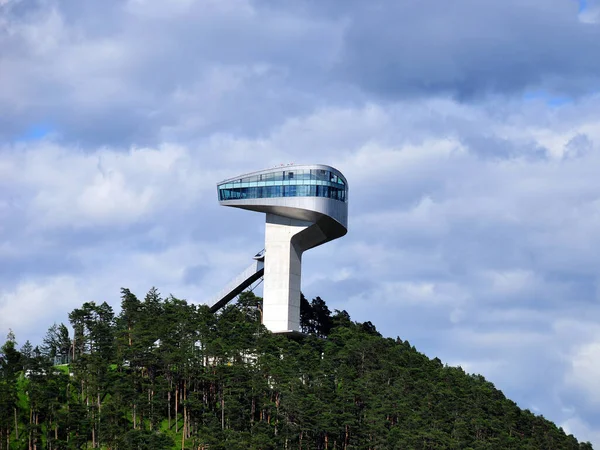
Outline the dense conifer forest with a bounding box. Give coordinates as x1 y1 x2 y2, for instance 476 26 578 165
0 288 594 449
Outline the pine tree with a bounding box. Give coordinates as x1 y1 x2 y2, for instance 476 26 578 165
2 290 593 449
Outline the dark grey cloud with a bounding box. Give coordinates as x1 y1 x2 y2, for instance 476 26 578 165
4 0 599 148
461 134 549 160
0 0 346 147
320 0 600 99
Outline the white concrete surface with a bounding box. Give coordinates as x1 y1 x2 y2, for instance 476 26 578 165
216 165 349 334
262 213 311 333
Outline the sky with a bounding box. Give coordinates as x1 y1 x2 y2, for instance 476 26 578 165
2 0 600 444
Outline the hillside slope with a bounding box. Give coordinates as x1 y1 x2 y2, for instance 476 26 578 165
0 289 593 449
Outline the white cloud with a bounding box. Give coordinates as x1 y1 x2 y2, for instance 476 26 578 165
125 0 255 20
566 336 600 405
480 269 540 297
1 142 212 228
562 416 599 446
0 276 83 341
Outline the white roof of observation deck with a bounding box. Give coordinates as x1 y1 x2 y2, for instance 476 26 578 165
217 163 348 187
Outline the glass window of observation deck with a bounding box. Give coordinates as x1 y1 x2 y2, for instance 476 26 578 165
219 184 347 202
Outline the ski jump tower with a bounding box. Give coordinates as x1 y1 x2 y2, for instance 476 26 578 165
212 165 348 334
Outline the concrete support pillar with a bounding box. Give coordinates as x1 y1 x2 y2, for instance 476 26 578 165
262 213 312 333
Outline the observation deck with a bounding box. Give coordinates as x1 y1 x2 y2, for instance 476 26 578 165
217 164 348 245
215 164 349 333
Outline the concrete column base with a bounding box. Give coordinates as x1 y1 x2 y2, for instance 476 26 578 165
262 213 313 333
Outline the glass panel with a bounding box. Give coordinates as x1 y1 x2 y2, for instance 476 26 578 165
297 185 309 196
220 176 348 201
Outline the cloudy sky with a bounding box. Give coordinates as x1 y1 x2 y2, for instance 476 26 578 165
2 0 600 444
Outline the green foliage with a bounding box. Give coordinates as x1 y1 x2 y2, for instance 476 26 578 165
0 290 593 449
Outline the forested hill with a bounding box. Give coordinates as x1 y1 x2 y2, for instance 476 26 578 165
0 289 593 449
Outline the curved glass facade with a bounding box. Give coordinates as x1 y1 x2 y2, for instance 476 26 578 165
218 168 348 202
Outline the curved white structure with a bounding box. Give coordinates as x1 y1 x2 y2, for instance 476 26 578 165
217 164 349 333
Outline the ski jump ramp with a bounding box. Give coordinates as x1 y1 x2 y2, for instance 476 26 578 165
210 165 349 334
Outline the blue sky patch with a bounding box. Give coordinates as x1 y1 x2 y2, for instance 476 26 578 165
17 124 54 141
523 90 573 107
